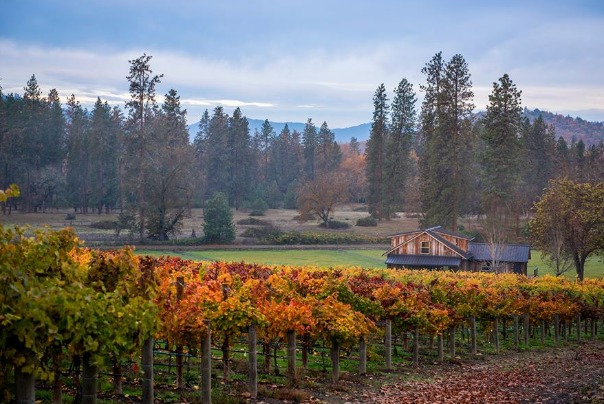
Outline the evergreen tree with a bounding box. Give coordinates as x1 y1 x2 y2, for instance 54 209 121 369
480 74 523 214
419 53 475 231
193 109 210 204
268 124 303 198
349 137 361 155
65 95 91 212
521 114 556 204
302 118 318 180
203 192 235 243
257 119 275 183
123 54 163 239
43 88 66 168
383 78 416 218
316 121 342 175
228 107 253 209
205 106 230 199
365 84 389 219
89 98 119 213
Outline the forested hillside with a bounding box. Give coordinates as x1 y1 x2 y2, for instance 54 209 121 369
523 108 604 145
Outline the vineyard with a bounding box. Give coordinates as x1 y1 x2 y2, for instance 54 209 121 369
2 226 604 403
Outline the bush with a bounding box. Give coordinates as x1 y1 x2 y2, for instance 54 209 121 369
203 192 236 244
247 198 269 216
319 220 351 229
356 216 378 227
89 220 120 230
240 225 280 239
265 231 387 245
237 217 270 226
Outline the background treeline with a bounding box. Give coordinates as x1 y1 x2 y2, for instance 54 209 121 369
1 53 604 240
364 52 604 238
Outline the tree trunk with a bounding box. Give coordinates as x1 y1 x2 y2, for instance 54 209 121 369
437 333 444 362
330 338 340 384
514 315 520 349
112 360 123 395
523 314 530 345
576 313 581 341
540 320 546 345
248 324 258 399
384 318 392 371
470 316 477 354
286 329 297 387
175 347 184 391
449 325 456 357
222 334 230 379
413 326 419 366
176 276 185 390
201 324 212 404
81 352 98 404
493 317 499 353
359 336 367 375
554 314 560 344
502 317 508 341
15 348 36 404
302 333 310 369
52 360 63 404
141 337 154 404
262 342 271 374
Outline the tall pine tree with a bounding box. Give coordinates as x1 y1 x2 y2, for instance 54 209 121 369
383 78 416 218
365 84 389 219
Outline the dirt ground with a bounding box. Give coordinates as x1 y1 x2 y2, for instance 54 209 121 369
303 341 604 404
0 205 425 240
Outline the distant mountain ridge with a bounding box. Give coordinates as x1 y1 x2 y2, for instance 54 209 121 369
187 109 603 146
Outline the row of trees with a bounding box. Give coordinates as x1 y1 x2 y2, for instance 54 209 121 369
0 54 358 238
2 52 604 240
365 52 604 233
3 228 603 402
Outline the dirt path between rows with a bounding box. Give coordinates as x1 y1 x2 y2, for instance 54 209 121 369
312 341 604 404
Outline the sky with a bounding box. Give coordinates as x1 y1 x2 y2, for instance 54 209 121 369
1 0 603 128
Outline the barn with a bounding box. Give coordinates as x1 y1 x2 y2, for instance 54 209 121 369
384 226 530 275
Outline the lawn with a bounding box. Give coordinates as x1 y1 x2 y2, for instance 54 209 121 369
136 248 388 268
136 248 604 278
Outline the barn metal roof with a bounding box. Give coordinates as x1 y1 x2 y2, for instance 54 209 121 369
385 254 462 268
468 243 531 263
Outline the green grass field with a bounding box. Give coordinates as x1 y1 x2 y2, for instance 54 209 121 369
136 248 604 278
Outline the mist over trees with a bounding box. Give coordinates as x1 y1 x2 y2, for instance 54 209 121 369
1 52 604 241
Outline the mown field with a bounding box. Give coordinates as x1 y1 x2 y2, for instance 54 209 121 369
137 248 604 279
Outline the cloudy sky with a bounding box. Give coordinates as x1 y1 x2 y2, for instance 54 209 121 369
1 0 603 127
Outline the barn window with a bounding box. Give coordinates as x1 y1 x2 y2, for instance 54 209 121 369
420 241 430 254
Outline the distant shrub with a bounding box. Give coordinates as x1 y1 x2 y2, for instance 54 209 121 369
65 213 76 221
356 216 378 227
293 212 316 222
265 231 387 245
246 198 269 216
353 205 369 212
237 217 270 226
89 220 120 230
240 225 280 239
319 220 351 230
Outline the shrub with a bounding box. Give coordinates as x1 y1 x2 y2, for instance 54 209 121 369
319 220 351 229
356 216 378 227
237 217 270 226
265 231 387 245
247 198 269 216
203 192 236 244
89 220 120 230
